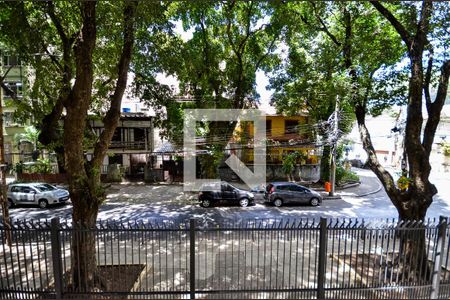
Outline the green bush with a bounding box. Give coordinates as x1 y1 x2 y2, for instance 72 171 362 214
336 166 359 184
443 142 450 156
19 159 53 174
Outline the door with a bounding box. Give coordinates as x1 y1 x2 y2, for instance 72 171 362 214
289 185 308 203
276 185 293 203
17 186 36 203
221 183 236 201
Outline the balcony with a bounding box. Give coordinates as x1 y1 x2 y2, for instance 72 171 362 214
109 140 146 150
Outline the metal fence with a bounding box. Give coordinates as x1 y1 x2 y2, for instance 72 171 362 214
1 217 450 299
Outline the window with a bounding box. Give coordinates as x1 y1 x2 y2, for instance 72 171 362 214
21 187 32 193
3 112 14 126
289 185 306 192
36 184 56 192
285 120 299 134
221 183 233 192
277 185 290 191
2 55 20 66
2 82 23 98
266 120 272 135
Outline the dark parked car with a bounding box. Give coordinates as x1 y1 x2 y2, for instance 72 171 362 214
264 182 322 207
349 159 366 168
198 181 255 208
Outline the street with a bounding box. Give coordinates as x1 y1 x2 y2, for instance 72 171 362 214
6 168 450 223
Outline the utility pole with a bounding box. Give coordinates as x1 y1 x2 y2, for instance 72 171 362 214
0 84 12 246
329 95 339 197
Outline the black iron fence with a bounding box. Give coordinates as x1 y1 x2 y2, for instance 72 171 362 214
1 217 450 299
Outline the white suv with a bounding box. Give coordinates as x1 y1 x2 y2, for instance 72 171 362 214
7 183 70 209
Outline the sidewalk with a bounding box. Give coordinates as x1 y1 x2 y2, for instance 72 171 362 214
335 168 382 198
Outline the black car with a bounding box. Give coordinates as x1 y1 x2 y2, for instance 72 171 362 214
264 182 322 207
198 181 255 208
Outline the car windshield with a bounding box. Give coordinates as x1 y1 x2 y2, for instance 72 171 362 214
35 184 56 192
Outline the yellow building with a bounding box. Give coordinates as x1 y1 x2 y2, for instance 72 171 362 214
234 114 321 164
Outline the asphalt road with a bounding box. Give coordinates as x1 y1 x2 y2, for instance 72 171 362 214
6 169 450 223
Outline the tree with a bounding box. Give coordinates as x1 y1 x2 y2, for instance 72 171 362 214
0 0 171 290
134 1 284 177
358 0 450 279
365 0 450 220
268 2 401 182
271 1 450 280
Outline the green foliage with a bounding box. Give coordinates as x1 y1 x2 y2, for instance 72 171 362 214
281 152 297 179
442 142 450 156
397 175 410 191
14 126 40 149
269 2 405 122
134 2 284 145
0 1 171 123
15 159 53 174
336 166 359 185
281 151 306 180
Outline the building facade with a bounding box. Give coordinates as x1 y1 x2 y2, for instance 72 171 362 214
224 114 322 182
1 51 32 167
87 112 154 179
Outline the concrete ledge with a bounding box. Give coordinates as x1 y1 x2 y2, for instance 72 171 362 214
323 195 342 200
310 181 360 192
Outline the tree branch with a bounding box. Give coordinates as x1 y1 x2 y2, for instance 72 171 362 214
309 1 342 47
422 60 450 155
236 1 254 55
355 105 400 204
0 82 19 102
423 49 433 112
254 33 277 72
91 1 138 169
370 1 412 50
0 66 13 83
226 0 239 56
416 0 432 46
47 1 69 45
42 44 63 71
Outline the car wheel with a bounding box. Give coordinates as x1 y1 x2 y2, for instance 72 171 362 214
7 198 14 208
201 199 211 208
239 198 249 207
273 198 283 207
310 197 319 207
38 199 48 209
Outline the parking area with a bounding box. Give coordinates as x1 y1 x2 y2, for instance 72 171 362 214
5 168 450 223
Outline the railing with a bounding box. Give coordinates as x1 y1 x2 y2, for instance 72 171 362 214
109 140 146 150
1 217 450 299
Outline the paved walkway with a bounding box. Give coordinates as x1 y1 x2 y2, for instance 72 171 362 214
335 168 382 197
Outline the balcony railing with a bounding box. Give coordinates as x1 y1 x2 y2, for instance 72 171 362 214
109 140 146 150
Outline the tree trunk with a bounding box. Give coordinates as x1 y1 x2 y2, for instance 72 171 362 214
70 188 100 291
64 1 98 291
395 204 432 283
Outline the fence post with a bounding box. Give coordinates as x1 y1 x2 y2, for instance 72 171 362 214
431 216 447 299
190 218 196 300
51 218 63 299
317 217 327 300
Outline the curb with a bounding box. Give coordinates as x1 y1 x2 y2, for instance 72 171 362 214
320 181 382 199
354 183 383 197
312 182 360 192
323 195 342 200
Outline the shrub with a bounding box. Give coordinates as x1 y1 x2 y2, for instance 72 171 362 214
442 142 450 156
336 166 359 184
